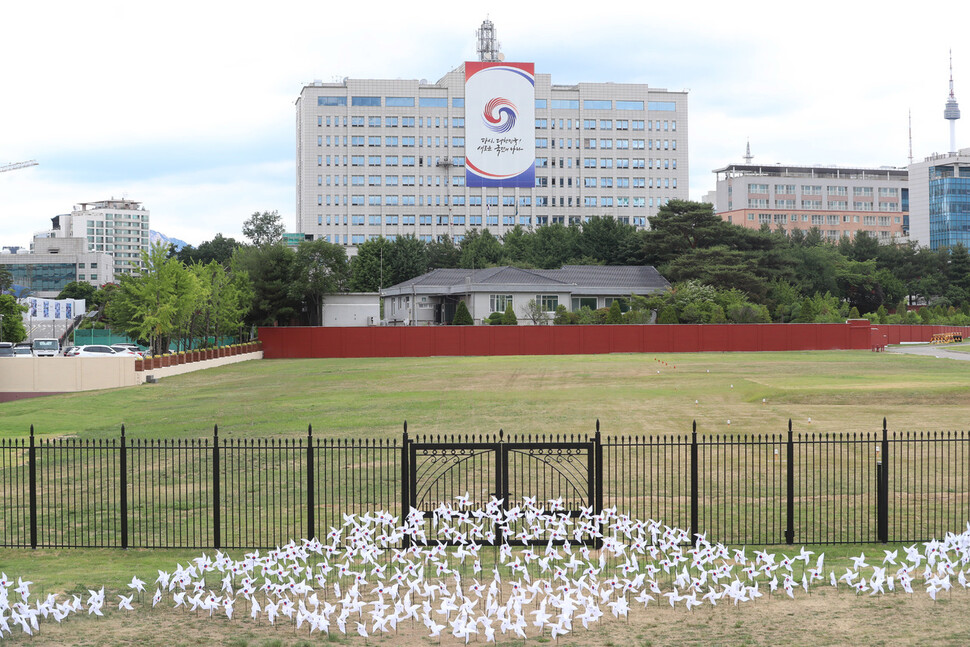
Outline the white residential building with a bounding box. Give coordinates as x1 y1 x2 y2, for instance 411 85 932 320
296 68 688 251
40 199 151 276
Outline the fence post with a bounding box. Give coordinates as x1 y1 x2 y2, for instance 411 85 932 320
593 418 603 514
690 421 698 547
307 424 315 541
401 421 410 549
785 419 794 545
120 425 128 549
213 425 220 550
28 425 37 550
878 418 889 543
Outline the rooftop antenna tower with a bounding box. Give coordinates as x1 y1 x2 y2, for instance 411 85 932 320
908 110 914 165
743 140 753 164
944 50 961 154
476 18 501 62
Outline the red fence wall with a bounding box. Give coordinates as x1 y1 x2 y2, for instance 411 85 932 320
258 322 970 359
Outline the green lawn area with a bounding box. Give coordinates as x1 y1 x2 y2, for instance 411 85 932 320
3 351 970 645
2 350 970 441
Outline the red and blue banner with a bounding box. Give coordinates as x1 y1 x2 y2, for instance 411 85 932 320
464 62 535 188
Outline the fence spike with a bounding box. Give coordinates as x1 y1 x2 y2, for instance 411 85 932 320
596 419 600 433
404 420 408 434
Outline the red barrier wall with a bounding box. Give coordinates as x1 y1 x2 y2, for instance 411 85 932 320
258 323 970 359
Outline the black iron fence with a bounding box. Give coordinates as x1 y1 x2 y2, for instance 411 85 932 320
1 420 969 549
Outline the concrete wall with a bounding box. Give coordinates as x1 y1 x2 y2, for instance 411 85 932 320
0 357 138 397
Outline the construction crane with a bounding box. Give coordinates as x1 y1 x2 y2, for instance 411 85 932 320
0 160 38 173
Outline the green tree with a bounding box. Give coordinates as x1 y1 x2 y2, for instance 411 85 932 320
107 242 201 355
452 300 473 325
427 235 461 269
663 246 768 300
386 235 428 286
606 300 623 324
56 281 96 302
501 225 535 266
641 200 732 266
192 261 249 346
176 234 242 266
289 239 350 326
529 224 579 268
0 266 13 294
233 244 299 327
524 299 549 325
348 238 390 292
577 217 640 265
242 210 285 248
0 294 27 342
459 229 503 268
553 304 571 325
501 301 518 325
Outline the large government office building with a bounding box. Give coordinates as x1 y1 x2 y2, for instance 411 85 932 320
295 66 688 250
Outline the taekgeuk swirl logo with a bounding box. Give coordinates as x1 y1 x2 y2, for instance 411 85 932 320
482 97 518 133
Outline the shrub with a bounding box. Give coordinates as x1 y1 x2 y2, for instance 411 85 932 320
452 300 473 325
553 304 571 325
501 302 518 325
486 312 504 325
606 301 623 324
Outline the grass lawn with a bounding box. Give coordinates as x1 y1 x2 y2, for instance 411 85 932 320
2 350 970 441
3 350 970 645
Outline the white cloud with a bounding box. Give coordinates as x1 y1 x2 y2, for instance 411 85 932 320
2 0 969 247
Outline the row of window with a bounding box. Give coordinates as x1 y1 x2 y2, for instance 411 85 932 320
318 194 664 208
747 213 902 226
318 135 678 151
318 96 676 112
748 183 901 197
316 214 650 228
334 116 677 132
320 174 670 189
747 199 900 211
316 154 680 170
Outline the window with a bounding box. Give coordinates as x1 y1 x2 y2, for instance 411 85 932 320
584 100 612 110
599 139 613 149
402 137 415 147
647 101 676 111
775 184 795 194
583 120 597 130
551 99 579 109
853 186 874 197
351 136 365 147
599 120 612 130
367 117 381 127
385 155 399 166
879 187 898 197
352 96 381 107
827 185 848 196
600 158 613 168
748 183 769 193
368 136 381 146
802 185 822 195
536 295 559 311
419 97 447 107
351 215 365 225
385 136 398 146
536 138 548 148
368 156 381 166
386 96 415 107
317 96 347 106
402 117 415 128
535 118 547 128
351 116 364 127
489 294 512 313
385 117 398 127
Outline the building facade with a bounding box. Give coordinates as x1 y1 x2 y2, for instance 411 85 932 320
0 236 112 297
380 265 669 326
296 67 688 251
713 164 908 242
40 199 150 276
908 149 970 249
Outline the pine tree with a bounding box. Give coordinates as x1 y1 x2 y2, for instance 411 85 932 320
502 302 518 325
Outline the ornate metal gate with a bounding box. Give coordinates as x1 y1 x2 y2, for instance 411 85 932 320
402 423 603 546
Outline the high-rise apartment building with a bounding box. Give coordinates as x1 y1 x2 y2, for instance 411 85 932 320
295 66 688 250
713 162 908 243
42 199 150 276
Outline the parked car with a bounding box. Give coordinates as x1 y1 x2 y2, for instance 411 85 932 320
65 345 138 357
111 343 145 358
32 338 60 357
0 342 13 358
13 343 33 358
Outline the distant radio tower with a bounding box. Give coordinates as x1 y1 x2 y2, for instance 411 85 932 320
476 19 501 62
944 50 961 154
908 109 914 165
743 140 753 164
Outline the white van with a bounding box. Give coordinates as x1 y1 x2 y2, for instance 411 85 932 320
32 338 60 357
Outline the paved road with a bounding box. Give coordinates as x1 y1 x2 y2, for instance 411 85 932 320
886 343 970 361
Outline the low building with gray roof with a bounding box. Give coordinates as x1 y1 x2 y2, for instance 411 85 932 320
380 265 669 325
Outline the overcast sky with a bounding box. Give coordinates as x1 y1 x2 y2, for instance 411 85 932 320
1 1 967 248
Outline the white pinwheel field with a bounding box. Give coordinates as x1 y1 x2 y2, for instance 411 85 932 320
4 497 970 643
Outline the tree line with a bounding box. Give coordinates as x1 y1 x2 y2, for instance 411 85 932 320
42 201 970 344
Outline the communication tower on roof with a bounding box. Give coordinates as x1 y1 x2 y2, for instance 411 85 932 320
944 50 961 154
743 140 753 164
476 19 502 62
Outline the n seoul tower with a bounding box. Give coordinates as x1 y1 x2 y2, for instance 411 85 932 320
944 51 961 154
